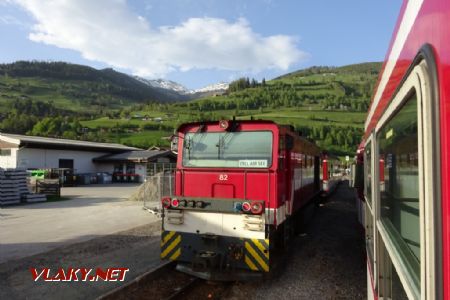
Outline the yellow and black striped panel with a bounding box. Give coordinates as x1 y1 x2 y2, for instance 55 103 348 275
161 231 182 260
244 239 270 272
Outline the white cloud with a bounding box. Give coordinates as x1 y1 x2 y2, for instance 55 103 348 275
11 0 307 77
0 14 26 26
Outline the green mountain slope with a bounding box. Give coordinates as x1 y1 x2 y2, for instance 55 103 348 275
0 61 381 155
183 62 380 112
0 61 187 114
161 62 381 154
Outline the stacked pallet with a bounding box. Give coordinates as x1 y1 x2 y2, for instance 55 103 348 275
0 168 46 206
22 193 47 203
0 169 21 205
4 169 30 195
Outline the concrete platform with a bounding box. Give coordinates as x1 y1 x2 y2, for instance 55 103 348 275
0 183 158 263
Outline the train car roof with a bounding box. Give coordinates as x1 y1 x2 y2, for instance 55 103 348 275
363 0 444 138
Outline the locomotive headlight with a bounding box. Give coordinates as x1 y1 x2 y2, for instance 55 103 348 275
171 198 180 208
179 200 187 207
242 202 252 212
187 200 195 208
219 120 229 130
250 202 264 214
162 197 171 209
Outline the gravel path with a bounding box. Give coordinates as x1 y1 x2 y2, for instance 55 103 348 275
1 184 150 263
226 181 366 299
0 222 162 300
1 181 365 300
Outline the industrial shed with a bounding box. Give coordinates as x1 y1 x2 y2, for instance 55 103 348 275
93 150 176 182
0 133 139 173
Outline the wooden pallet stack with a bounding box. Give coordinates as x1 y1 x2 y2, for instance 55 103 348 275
0 168 46 206
36 179 61 197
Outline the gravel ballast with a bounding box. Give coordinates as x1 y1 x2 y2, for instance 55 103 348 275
226 181 366 299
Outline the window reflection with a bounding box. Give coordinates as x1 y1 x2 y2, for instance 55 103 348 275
365 142 372 205
365 204 374 276
378 93 420 287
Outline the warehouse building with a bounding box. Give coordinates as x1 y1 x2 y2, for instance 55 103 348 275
93 150 176 182
0 133 175 182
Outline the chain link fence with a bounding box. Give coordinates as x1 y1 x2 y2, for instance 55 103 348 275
142 172 174 215
147 163 176 177
128 163 176 215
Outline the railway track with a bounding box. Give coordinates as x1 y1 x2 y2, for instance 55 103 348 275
97 261 234 300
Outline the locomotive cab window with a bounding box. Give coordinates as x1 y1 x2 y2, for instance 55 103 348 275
182 131 273 168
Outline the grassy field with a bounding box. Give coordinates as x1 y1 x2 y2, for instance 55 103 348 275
80 106 366 151
81 108 365 129
106 130 172 148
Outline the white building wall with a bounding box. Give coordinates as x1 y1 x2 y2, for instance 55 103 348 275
16 148 110 173
0 148 18 169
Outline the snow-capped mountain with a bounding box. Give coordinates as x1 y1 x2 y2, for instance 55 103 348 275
134 76 229 98
134 77 191 94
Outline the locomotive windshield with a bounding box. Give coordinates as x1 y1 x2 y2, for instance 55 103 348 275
182 131 273 168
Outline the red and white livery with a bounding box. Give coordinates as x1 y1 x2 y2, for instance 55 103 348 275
160 120 323 280
359 0 450 298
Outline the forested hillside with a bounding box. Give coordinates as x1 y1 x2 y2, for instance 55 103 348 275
167 62 381 154
0 61 187 111
185 62 379 112
0 61 381 155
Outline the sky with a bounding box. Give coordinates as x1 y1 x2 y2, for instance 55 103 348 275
0 0 402 89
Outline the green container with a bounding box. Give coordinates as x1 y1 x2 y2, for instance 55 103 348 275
31 170 47 179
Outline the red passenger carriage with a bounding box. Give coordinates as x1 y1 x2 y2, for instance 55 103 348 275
358 0 450 298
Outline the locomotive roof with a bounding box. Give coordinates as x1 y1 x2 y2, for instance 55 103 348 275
177 120 276 131
177 120 322 155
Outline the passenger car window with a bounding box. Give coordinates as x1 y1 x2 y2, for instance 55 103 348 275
378 93 420 287
365 142 372 206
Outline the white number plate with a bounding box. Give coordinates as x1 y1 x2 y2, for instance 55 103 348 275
238 160 268 168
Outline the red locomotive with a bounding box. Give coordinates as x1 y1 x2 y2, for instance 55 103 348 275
161 120 324 279
357 0 450 298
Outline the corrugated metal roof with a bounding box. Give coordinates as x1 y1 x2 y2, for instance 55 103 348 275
94 150 175 162
0 133 140 151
